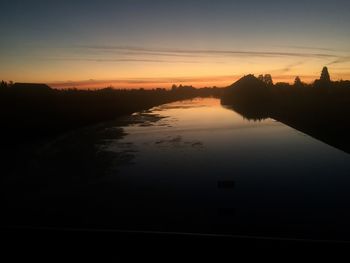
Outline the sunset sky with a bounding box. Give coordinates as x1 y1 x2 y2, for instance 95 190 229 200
1 0 350 89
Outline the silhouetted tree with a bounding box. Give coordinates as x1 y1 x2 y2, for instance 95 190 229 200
263 74 273 87
258 75 264 82
0 80 7 88
315 66 332 88
294 76 303 88
320 66 331 83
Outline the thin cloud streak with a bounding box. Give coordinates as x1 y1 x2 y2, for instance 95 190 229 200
42 57 204 64
276 45 340 52
78 45 338 59
271 61 305 74
94 50 203 58
328 56 350 65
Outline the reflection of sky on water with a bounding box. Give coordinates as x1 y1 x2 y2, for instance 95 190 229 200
104 98 350 239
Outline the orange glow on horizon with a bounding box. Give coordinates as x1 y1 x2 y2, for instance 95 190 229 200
4 51 350 90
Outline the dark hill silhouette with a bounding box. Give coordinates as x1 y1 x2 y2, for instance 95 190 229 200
224 74 270 102
222 75 270 120
227 74 266 90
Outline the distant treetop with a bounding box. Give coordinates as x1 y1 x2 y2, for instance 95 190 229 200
258 74 273 87
320 66 331 83
294 76 303 87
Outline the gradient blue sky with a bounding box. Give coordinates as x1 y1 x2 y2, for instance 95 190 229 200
1 0 349 88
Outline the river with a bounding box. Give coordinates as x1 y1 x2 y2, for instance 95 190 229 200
95 97 350 240
3 97 350 241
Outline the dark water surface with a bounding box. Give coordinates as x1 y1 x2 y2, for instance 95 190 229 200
95 98 350 240
4 98 350 241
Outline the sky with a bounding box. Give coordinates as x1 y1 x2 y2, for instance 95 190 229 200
1 0 350 89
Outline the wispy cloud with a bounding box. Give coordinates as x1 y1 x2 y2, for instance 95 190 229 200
276 45 340 53
38 45 342 67
328 56 350 65
42 57 203 64
271 61 305 74
77 45 338 59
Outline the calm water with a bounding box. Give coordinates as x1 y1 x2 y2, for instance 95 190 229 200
99 97 350 240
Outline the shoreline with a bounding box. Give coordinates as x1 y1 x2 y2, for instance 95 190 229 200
222 84 350 154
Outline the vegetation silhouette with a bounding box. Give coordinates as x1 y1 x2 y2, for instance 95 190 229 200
293 76 303 88
0 83 221 144
221 67 350 153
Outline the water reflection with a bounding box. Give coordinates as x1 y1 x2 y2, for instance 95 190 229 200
221 103 269 122
103 97 350 240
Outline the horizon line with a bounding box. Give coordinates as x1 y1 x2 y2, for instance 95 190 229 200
42 74 347 89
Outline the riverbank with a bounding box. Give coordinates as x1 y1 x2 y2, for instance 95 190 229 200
0 86 221 144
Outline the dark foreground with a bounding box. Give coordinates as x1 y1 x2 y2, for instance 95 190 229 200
2 98 350 257
2 81 350 256
2 227 349 259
